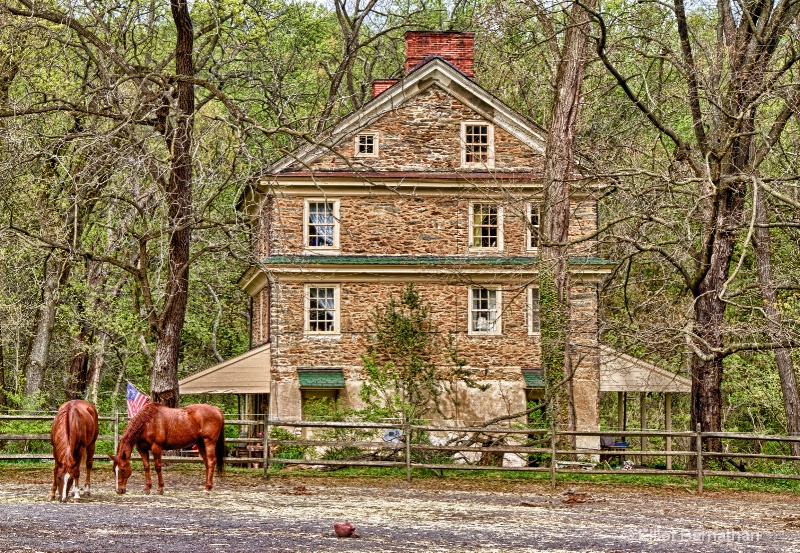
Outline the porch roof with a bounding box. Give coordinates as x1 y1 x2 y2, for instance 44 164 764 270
599 346 691 393
178 344 271 394
297 368 345 389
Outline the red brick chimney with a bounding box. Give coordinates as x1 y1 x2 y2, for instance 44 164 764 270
372 79 399 98
404 31 475 78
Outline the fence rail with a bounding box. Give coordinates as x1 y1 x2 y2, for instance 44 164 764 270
3 413 800 493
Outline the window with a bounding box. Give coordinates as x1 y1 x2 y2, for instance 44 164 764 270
528 287 540 335
470 203 502 250
305 285 339 334
354 132 378 158
461 122 494 168
527 204 540 252
302 389 339 417
470 287 501 335
304 199 339 250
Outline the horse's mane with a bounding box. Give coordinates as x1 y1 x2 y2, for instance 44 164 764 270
120 402 159 449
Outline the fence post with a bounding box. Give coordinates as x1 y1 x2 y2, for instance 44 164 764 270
550 423 557 488
404 421 412 483
695 423 703 494
263 416 270 478
114 411 119 454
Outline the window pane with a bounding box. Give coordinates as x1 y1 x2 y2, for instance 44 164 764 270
530 288 540 333
309 287 336 332
464 124 489 164
471 288 498 333
308 202 335 247
358 134 374 154
472 204 499 248
529 206 539 249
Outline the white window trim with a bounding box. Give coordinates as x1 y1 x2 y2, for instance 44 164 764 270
304 284 340 336
526 203 540 254
468 287 503 336
303 198 340 252
460 121 495 169
468 202 504 252
354 132 379 158
528 286 541 336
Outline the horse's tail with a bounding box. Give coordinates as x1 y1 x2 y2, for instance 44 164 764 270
215 426 226 474
66 401 82 464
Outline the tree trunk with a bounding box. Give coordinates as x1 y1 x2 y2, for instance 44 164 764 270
0 327 6 412
24 253 68 396
87 329 107 405
690 168 747 453
66 316 91 400
753 192 800 457
540 0 595 433
150 0 195 408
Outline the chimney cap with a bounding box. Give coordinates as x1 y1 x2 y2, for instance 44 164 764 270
403 30 476 37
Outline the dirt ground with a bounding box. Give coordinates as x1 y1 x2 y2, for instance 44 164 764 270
1 463 800 553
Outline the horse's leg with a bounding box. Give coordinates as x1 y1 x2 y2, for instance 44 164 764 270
199 439 215 492
84 441 96 497
138 447 152 494
49 462 58 501
76 449 86 497
151 446 165 495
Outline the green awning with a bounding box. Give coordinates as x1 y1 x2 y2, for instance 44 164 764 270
297 368 345 388
522 368 544 388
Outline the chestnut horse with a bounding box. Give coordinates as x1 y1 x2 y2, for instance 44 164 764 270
49 399 99 502
109 403 225 494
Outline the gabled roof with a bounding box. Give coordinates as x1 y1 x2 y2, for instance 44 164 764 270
265 57 548 175
178 344 271 394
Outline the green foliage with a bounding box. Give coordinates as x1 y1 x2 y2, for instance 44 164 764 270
268 426 309 460
537 262 568 426
359 283 487 423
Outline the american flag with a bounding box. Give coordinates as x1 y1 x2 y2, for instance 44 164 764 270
126 381 149 419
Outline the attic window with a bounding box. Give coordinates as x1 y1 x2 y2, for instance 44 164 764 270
461 122 494 168
355 132 378 158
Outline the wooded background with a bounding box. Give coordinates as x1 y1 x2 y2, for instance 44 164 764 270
1 0 798 450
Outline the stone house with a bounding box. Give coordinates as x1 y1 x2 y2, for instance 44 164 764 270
180 31 622 441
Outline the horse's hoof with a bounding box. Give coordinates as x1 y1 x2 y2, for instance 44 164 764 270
143 489 150 495
157 490 164 495
83 491 91 497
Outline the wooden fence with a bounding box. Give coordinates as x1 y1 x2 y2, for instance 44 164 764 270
3 413 800 494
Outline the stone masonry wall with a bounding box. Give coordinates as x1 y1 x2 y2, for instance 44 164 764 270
266 194 597 258
266 278 599 426
289 85 544 174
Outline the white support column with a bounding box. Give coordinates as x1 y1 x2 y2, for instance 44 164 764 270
640 392 647 465
665 392 672 470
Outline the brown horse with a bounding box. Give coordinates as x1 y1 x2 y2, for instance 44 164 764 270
109 403 225 494
49 399 99 502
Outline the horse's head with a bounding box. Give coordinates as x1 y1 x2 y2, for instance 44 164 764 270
108 451 132 494
54 464 77 503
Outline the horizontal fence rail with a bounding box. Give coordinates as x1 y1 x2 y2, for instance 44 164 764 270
3 413 800 493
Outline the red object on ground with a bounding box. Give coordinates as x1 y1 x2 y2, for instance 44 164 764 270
334 522 360 538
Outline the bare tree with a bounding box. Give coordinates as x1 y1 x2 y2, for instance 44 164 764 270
588 0 800 450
